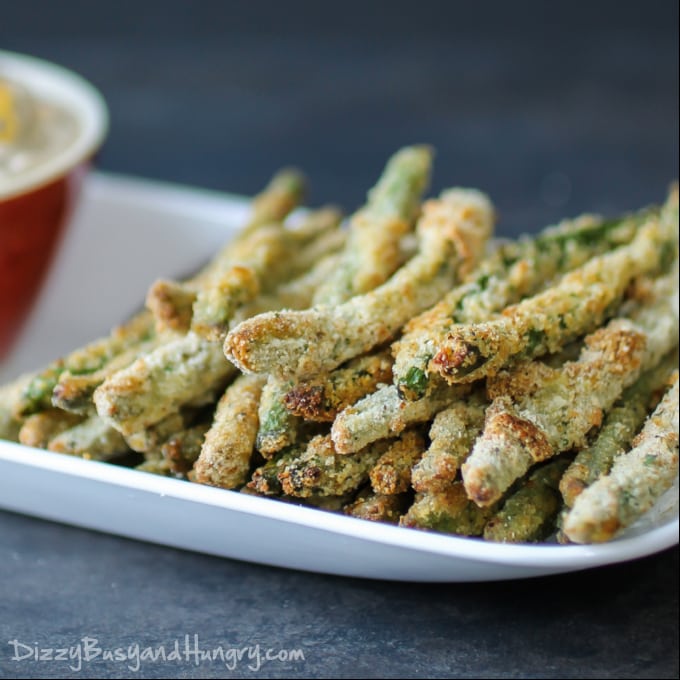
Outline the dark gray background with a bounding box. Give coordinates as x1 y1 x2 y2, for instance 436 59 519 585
1 1 678 677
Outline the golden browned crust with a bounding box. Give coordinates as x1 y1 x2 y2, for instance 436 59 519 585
146 278 197 333
369 430 426 495
255 375 302 456
461 310 664 508
392 211 646 401
488 410 554 463
277 434 391 498
486 360 557 401
284 351 393 422
3 152 677 549
312 146 432 306
483 457 570 543
344 490 411 523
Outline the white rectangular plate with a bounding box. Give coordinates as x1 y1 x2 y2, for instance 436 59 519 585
1 172 677 582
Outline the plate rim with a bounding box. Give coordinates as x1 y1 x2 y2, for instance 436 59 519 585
1 440 676 570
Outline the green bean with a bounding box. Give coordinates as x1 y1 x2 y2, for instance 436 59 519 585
369 429 426 495
563 376 679 543
94 332 236 437
193 374 266 489
344 489 411 523
14 310 154 417
277 434 393 498
483 457 571 543
331 381 468 454
18 409 83 449
410 392 487 493
432 205 676 384
284 350 393 422
47 415 130 461
225 188 493 380
161 423 211 474
463 268 678 507
393 209 652 400
313 145 433 305
560 352 678 507
400 483 498 536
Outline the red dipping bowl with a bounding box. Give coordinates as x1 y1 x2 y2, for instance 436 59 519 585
0 50 108 361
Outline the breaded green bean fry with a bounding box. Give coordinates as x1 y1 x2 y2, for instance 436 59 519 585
248 251 344 315
410 392 487 493
560 352 678 507
226 187 494 379
18 409 83 449
483 456 572 543
123 410 192 453
277 434 392 498
486 358 564 401
369 430 425 495
47 415 130 461
193 374 266 488
228 250 344 324
248 189 488 452
313 145 433 305
331 381 468 454
247 444 308 495
369 429 426 494
94 331 236 436
251 252 350 457
563 376 679 543
146 169 306 331
192 225 303 341
14 310 154 417
52 337 160 415
242 168 307 237
98 249 344 446
225 147 430 384
256 376 302 456
227 152 433 450
463 272 679 508
393 209 649 400
284 350 393 422
162 422 211 474
145 279 197 334
344 489 411 523
192 207 341 341
400 483 497 536
432 209 675 384
203 168 307 274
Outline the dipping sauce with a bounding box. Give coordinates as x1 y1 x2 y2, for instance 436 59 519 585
1 77 80 184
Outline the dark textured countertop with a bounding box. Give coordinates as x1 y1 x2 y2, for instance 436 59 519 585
1 2 678 677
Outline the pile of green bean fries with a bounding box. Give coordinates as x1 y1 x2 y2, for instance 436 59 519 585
1 145 678 544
